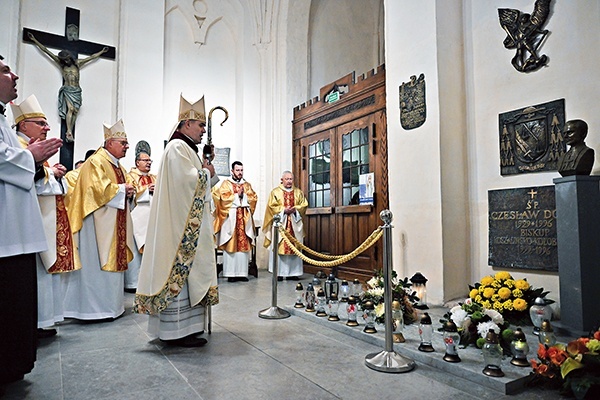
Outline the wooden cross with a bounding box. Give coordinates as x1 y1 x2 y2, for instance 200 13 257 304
22 7 116 170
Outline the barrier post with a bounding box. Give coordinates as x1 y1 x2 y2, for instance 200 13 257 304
365 210 415 373
259 214 291 319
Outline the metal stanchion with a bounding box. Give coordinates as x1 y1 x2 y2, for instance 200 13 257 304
259 214 291 319
365 210 415 373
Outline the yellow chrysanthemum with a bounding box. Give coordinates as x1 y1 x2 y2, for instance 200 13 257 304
491 279 502 288
493 301 504 311
481 276 494 286
495 271 512 281
498 287 512 300
503 299 513 311
513 298 527 311
504 279 515 289
491 294 500 302
481 300 492 309
514 279 530 290
475 295 483 303
512 288 523 298
469 288 479 299
478 286 485 293
483 287 496 299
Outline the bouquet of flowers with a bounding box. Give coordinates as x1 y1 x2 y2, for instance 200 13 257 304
531 328 600 399
360 269 419 325
440 298 514 352
468 271 552 325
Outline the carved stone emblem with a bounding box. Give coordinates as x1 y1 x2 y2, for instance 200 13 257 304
399 74 426 130
499 99 565 175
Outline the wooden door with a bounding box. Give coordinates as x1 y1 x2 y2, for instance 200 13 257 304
293 66 388 281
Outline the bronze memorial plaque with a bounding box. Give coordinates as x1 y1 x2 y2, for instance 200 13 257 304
488 186 557 271
399 73 426 130
499 98 566 175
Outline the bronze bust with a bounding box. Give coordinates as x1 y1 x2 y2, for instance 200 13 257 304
557 119 595 176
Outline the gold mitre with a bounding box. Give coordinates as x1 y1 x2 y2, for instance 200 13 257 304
103 119 127 141
178 95 206 123
10 94 46 124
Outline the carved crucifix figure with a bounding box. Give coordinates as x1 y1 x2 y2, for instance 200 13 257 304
28 32 107 143
23 7 116 169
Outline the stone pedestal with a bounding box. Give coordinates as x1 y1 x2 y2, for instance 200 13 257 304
554 175 600 334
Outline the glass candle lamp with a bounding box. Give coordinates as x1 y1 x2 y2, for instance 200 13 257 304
362 300 377 333
482 329 505 377
305 283 315 312
325 272 339 301
339 280 350 302
529 297 553 336
391 299 405 343
510 328 530 367
539 319 557 346
327 293 340 321
315 288 327 317
352 278 362 297
294 283 304 308
418 312 435 352
410 272 428 309
346 296 359 327
443 321 461 362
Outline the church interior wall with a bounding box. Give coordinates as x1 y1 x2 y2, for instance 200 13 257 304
308 0 384 97
464 0 600 315
384 0 600 311
384 0 447 306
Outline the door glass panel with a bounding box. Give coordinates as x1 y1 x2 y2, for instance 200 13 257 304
308 139 331 208
341 127 370 205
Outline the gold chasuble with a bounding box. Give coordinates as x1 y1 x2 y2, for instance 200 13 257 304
262 185 308 254
134 138 219 315
126 167 157 199
67 148 134 272
17 136 79 273
212 180 257 253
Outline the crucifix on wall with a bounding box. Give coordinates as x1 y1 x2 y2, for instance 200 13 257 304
22 7 116 169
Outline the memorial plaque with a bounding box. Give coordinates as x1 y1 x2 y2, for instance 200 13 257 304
499 98 566 175
399 73 426 130
213 147 231 176
488 186 557 271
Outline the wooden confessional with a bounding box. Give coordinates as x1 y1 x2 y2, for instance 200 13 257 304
292 65 388 281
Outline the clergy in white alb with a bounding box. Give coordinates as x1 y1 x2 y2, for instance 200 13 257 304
62 119 136 321
11 95 80 332
125 142 156 291
263 171 308 278
212 161 257 282
0 54 62 385
134 95 219 347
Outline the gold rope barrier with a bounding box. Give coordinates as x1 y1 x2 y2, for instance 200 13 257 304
277 226 383 267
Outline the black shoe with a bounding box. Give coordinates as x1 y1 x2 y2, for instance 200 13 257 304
124 288 137 294
238 277 249 282
37 328 57 338
227 277 236 282
277 276 283 281
286 276 300 281
161 336 207 348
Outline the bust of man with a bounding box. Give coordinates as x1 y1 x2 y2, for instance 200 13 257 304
557 119 595 176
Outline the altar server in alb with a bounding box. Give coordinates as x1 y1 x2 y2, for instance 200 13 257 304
0 54 62 386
